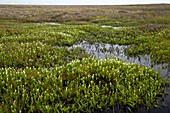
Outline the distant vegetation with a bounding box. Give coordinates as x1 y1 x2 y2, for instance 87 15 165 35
0 4 170 26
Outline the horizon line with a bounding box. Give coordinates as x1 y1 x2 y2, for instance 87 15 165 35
0 3 169 6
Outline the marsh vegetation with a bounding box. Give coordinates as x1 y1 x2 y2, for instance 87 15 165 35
0 4 170 113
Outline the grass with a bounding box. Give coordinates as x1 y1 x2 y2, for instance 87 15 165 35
0 21 169 64
0 4 170 26
0 4 170 113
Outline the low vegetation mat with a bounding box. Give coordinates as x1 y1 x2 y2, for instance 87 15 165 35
1 57 168 112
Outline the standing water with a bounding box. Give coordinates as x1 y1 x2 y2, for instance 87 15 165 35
69 40 170 113
69 41 170 76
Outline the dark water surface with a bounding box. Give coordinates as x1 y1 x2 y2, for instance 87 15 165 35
69 41 170 76
69 41 170 113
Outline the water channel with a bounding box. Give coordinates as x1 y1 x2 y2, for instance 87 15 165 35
69 40 170 77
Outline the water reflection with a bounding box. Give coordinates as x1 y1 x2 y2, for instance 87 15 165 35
101 25 124 29
69 41 170 76
37 22 61 25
